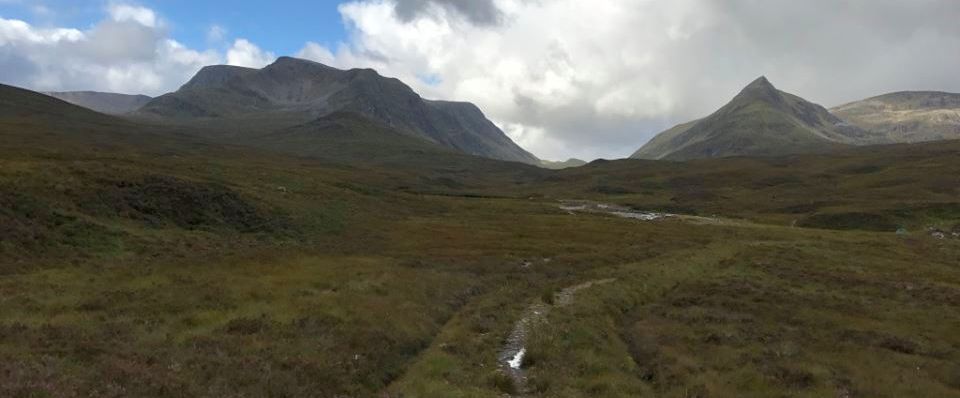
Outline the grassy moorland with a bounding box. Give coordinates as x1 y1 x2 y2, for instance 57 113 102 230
542 141 960 232
522 225 960 397
1 85 959 397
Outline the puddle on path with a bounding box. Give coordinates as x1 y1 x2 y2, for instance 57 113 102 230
498 278 616 394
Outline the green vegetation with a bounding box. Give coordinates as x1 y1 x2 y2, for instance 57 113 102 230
832 91 960 144
1 83 959 397
523 229 960 397
631 77 872 161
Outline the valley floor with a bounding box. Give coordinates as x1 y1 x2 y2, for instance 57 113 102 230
1 90 959 396
2 193 959 397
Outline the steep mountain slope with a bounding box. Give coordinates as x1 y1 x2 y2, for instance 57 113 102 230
44 91 152 115
630 119 700 160
247 112 453 163
631 77 872 160
136 57 539 164
832 91 960 143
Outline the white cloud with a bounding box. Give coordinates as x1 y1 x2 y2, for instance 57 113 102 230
4 0 959 160
206 24 227 43
297 42 337 65
0 3 272 96
297 0 960 160
0 18 83 45
107 3 159 28
226 38 276 68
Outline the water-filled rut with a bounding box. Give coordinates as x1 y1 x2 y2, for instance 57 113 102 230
498 278 616 394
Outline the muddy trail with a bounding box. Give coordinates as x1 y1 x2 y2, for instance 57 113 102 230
498 278 616 395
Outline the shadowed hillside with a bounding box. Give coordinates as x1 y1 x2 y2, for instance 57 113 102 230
135 57 539 164
632 77 874 160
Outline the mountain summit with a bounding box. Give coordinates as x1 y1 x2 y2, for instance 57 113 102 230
738 76 781 102
137 57 538 164
631 77 872 160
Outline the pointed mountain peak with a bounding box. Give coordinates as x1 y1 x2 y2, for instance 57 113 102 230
632 73 864 161
746 76 774 89
733 75 783 105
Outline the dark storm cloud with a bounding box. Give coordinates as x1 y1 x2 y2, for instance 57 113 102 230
510 0 960 158
392 0 503 25
0 47 37 88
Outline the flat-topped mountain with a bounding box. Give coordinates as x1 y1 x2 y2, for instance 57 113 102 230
44 91 152 115
137 57 538 164
832 91 960 143
632 77 873 160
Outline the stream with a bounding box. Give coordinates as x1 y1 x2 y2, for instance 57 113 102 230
559 200 674 221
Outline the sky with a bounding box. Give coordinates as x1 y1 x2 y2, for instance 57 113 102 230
2 0 959 161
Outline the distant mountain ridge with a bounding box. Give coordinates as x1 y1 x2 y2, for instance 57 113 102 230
44 91 152 115
832 91 960 143
539 158 587 169
632 77 873 160
136 57 539 164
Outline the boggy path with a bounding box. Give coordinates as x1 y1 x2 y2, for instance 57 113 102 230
498 278 617 394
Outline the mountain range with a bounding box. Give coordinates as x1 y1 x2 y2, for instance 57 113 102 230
133 57 539 164
633 77 960 161
31 60 960 165
4 56 960 398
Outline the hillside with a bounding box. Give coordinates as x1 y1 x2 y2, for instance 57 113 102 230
631 77 873 160
136 57 539 164
2 81 960 397
1 83 148 146
832 91 960 143
2 85 123 122
44 91 152 115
